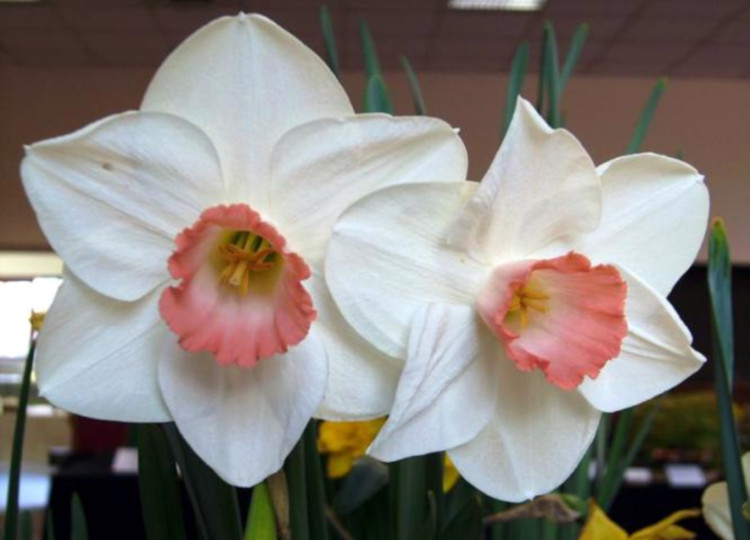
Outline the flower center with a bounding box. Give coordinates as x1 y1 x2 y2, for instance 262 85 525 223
159 203 316 367
477 252 628 390
506 282 549 330
218 231 280 294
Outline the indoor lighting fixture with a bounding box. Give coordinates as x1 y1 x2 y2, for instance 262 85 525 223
0 252 62 278
448 0 546 11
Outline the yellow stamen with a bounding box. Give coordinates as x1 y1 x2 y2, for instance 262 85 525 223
507 284 550 329
218 231 280 295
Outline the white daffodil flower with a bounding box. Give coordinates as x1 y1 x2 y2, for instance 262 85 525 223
21 14 468 486
326 97 709 502
702 452 750 539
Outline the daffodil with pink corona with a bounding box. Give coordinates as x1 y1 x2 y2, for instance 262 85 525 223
21 14 468 486
326 98 709 501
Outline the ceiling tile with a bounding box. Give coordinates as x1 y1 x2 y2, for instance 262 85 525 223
603 41 693 63
621 18 719 42
713 18 750 45
437 11 530 39
0 6 62 30
58 6 158 32
679 44 750 68
0 30 91 65
344 9 438 38
549 16 624 41
641 0 746 19
544 0 642 16
0 29 85 54
80 31 169 65
592 61 669 77
152 6 240 32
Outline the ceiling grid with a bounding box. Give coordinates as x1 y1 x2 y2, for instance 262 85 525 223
0 0 747 77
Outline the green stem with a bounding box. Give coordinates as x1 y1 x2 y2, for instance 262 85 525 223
303 422 329 540
285 431 309 540
3 338 36 540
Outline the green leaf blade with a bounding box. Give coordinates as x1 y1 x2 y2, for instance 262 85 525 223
284 429 309 540
359 19 381 80
401 56 427 115
163 424 242 540
302 422 329 540
543 21 561 128
3 339 35 540
559 23 589 95
334 456 389 515
245 483 278 540
137 425 187 540
626 77 666 154
708 218 750 540
71 493 89 540
364 75 395 114
320 6 340 78
503 41 529 136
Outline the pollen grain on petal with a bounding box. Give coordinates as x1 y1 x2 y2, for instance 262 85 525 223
159 203 316 367
477 252 627 390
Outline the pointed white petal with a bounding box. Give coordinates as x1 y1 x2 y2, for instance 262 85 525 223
142 14 353 212
270 114 467 269
578 267 705 413
551 153 708 296
449 355 600 502
22 112 226 302
369 304 497 461
326 182 487 359
36 273 170 422
448 98 600 265
702 481 732 540
309 274 401 420
158 330 327 487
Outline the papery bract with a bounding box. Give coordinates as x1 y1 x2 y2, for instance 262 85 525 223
21 14 468 486
326 98 708 501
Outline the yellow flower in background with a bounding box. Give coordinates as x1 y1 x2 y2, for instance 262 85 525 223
318 419 386 478
581 500 699 540
443 455 459 492
318 419 460 491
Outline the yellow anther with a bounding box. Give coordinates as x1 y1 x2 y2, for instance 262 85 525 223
507 284 549 329
218 230 280 295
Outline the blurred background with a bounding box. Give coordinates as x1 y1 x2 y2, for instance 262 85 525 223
1 0 749 538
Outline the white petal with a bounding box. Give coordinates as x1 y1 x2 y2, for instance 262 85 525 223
578 267 705 413
326 182 487 359
309 274 401 420
270 114 468 269
449 352 600 502
369 304 497 461
36 272 170 422
702 481 732 540
551 153 708 296
142 14 353 212
158 330 327 487
448 98 600 265
22 112 226 302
